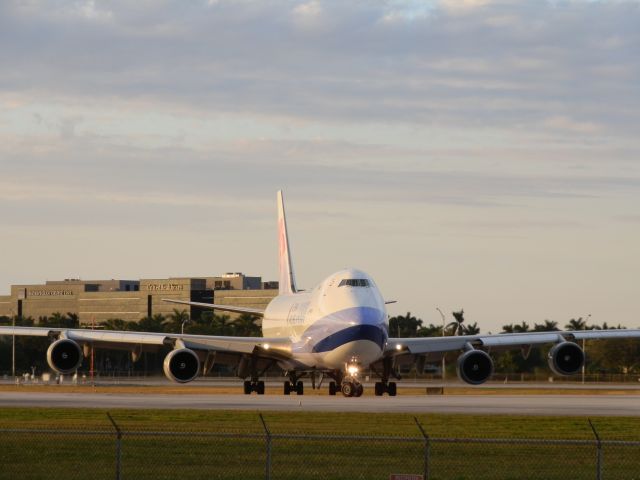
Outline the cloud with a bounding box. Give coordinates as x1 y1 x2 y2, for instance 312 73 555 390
0 0 638 135
542 115 602 134
0 0 639 328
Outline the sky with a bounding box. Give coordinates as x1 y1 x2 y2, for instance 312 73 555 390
0 0 639 332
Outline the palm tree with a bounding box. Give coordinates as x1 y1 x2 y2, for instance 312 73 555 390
513 321 530 333
100 318 134 331
463 322 480 335
389 312 423 337
501 324 515 334
47 312 66 327
533 320 559 332
446 310 465 336
66 312 80 328
417 323 443 337
210 314 234 336
233 313 261 337
565 317 587 331
136 314 167 332
167 309 190 334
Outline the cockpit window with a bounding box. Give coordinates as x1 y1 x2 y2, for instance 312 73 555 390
338 279 370 287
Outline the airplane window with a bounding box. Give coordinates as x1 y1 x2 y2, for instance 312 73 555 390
338 279 369 287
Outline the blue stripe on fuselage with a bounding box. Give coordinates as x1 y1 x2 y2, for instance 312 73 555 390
311 324 386 353
295 306 388 354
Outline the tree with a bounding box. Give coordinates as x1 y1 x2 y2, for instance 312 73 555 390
565 317 587 331
166 309 190 334
135 314 167 333
446 310 466 336
464 322 480 335
389 312 423 338
233 313 262 337
417 323 443 337
533 320 559 332
513 321 530 333
501 324 515 334
210 314 235 336
100 318 136 331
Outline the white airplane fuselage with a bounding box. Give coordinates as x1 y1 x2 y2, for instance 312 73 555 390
262 268 389 371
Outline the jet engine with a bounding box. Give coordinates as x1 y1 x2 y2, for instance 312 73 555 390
456 349 494 385
548 341 584 376
163 348 200 383
47 339 83 374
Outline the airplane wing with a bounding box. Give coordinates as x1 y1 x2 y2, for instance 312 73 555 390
386 328 640 355
0 325 288 354
162 298 265 316
0 325 292 382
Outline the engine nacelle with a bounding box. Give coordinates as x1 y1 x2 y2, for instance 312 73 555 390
548 341 584 376
163 348 200 383
47 339 83 374
456 349 494 385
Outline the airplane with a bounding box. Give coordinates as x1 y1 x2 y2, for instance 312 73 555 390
2 191 640 397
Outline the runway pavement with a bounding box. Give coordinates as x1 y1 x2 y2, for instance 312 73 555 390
0 391 639 415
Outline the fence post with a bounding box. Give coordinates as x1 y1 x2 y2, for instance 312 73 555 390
259 413 272 480
588 418 602 480
107 413 122 480
414 417 430 480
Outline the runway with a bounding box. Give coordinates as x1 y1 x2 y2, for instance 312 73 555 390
1 391 639 415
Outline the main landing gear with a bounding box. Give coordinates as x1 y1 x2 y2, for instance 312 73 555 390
284 380 304 395
240 355 273 395
284 372 305 395
374 381 397 396
243 380 265 395
372 357 398 396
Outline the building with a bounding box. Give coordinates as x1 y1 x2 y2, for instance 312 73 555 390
0 273 278 324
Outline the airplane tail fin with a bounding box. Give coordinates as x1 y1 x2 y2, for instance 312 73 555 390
277 190 297 295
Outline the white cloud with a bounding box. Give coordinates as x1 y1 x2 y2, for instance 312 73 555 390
542 115 602 134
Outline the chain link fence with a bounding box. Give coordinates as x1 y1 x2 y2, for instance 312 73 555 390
1 414 639 479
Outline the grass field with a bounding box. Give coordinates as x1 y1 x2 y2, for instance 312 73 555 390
1 408 640 479
2 407 640 438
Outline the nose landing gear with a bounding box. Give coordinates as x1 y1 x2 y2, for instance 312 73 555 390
341 379 364 397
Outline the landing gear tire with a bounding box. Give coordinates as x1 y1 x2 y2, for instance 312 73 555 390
341 382 356 397
355 384 364 397
284 382 291 395
374 382 384 396
374 381 397 396
388 382 397 397
257 381 265 395
243 381 252 395
329 381 337 396
296 381 304 395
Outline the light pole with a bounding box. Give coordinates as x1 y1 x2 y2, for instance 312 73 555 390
181 319 190 335
11 308 15 380
582 314 591 385
436 307 446 383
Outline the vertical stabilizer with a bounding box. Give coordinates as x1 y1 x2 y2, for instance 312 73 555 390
277 190 297 295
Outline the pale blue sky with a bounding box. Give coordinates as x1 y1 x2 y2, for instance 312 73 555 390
0 0 638 331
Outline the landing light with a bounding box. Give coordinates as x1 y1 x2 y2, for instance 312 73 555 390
347 365 359 375
395 344 403 351
263 344 270 350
